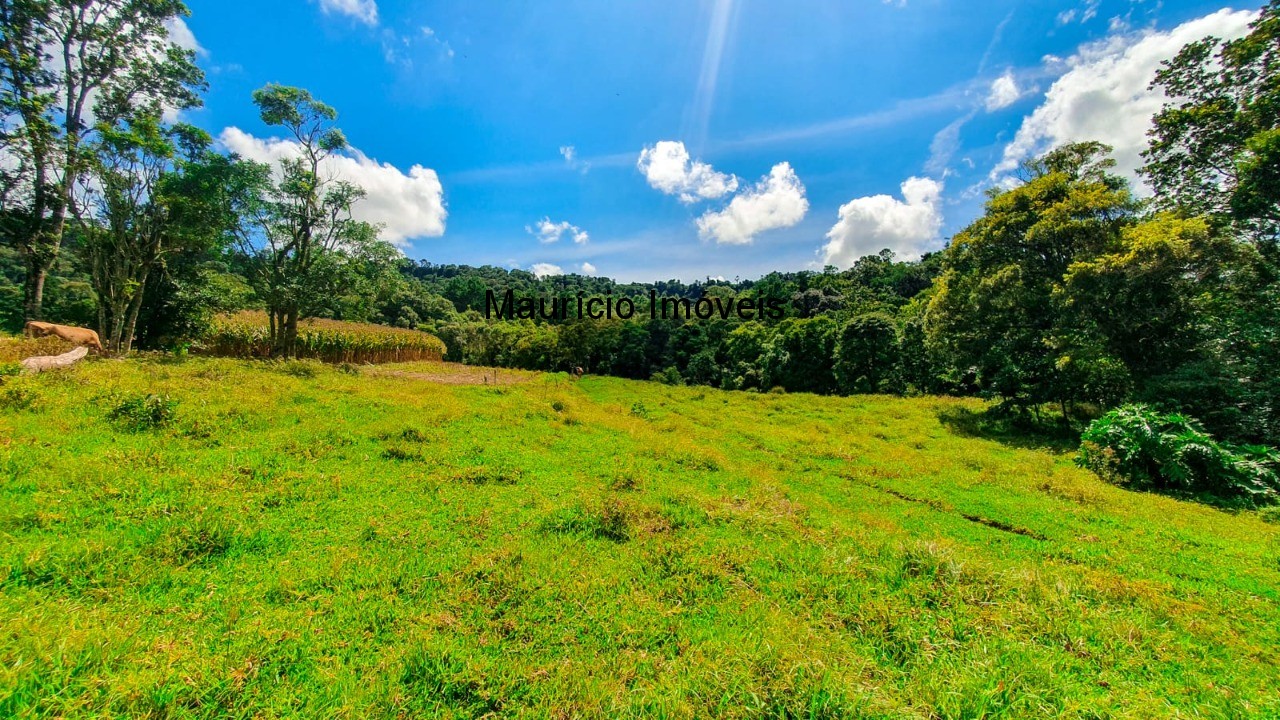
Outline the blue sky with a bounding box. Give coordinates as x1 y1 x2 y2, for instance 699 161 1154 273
180 0 1261 282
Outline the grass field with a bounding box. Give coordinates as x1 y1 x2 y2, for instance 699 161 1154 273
1 351 1278 718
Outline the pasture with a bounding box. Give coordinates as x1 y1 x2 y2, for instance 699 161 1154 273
0 351 1277 718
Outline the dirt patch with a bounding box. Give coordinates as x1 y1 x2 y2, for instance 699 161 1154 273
369 363 534 386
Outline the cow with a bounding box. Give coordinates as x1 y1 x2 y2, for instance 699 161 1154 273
24 321 104 353
571 366 584 380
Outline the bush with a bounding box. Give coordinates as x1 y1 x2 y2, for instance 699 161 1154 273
276 359 320 378
108 393 178 431
0 383 39 411
1077 404 1279 505
651 366 684 386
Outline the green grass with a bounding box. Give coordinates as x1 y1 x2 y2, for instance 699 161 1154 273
0 355 1277 718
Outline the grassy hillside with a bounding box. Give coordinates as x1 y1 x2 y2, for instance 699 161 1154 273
0 354 1277 718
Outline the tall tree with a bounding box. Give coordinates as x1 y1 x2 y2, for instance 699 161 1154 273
84 115 266 352
926 142 1136 413
1143 1 1280 246
0 0 203 320
241 84 389 357
833 312 900 395
1142 2 1280 444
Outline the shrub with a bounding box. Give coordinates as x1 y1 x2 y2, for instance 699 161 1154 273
108 393 178 431
0 383 39 411
1077 404 1279 505
276 360 320 378
651 366 684 386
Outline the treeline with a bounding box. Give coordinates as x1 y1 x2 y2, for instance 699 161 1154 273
1 2 1277 459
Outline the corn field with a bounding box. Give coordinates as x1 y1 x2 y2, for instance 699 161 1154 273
202 312 446 364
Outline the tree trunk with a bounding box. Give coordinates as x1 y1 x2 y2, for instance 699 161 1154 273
97 299 108 349
23 263 47 321
121 274 147 355
21 346 88 373
284 309 299 358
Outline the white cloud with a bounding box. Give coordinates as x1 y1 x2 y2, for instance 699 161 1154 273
820 177 943 267
993 9 1257 191
559 145 590 173
530 263 564 278
382 25 453 67
580 262 597 275
220 127 446 245
984 70 1020 111
317 0 378 26
1057 0 1099 25
637 140 738 203
695 162 808 245
164 17 204 56
527 218 588 245
926 113 972 176
1082 0 1100 23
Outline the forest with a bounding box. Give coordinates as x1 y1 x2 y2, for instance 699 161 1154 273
2 1 1278 503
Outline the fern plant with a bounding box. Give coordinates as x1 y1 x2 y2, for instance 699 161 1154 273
1077 404 1279 505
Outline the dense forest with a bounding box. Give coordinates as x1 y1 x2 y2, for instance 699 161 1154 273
2 2 1277 497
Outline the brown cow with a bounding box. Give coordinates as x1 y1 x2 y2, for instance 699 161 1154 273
25 321 103 352
571 366 584 380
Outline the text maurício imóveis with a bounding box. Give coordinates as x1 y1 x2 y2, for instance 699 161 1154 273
485 289 786 321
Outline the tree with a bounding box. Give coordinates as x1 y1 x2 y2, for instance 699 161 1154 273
926 142 1136 413
1056 215 1226 393
84 116 266 352
240 84 391 356
1143 1 1280 246
834 312 900 395
760 316 837 394
1141 4 1280 444
0 0 203 320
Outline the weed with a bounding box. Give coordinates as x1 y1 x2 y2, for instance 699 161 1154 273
383 446 425 462
277 360 321 378
147 520 235 564
0 382 39 411
451 466 521 485
541 500 633 542
107 393 177 430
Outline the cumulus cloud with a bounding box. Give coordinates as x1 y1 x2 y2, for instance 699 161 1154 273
580 262 597 275
527 218 588 245
220 127 446 245
984 70 1020 111
637 140 738 203
993 9 1256 191
820 177 943 267
695 162 808 245
317 0 378 25
530 263 564 278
